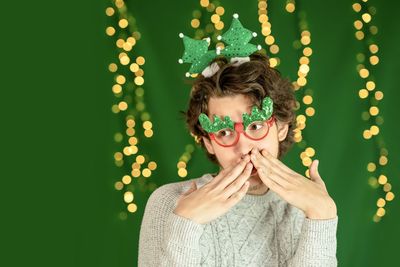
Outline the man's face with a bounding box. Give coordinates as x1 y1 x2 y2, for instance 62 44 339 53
203 94 289 193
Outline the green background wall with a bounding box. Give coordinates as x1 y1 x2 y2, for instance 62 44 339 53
1 0 399 266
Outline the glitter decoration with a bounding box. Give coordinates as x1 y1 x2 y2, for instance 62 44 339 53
178 34 218 75
219 14 259 58
198 114 234 133
242 96 273 129
179 13 261 76
198 96 273 133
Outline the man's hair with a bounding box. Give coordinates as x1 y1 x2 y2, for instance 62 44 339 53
183 52 297 165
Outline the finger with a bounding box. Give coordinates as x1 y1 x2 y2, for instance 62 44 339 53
225 180 250 207
257 167 285 195
309 160 326 187
263 167 293 189
182 181 197 196
223 162 253 198
251 149 294 185
209 156 245 186
213 155 251 189
259 149 298 177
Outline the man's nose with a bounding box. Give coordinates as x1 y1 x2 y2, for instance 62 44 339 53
235 133 255 158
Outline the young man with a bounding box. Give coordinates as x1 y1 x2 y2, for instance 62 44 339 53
138 15 338 267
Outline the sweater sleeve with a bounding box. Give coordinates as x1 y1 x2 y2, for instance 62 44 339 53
138 183 205 267
285 216 338 267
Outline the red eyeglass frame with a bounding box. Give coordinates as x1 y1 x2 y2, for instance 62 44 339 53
209 116 276 147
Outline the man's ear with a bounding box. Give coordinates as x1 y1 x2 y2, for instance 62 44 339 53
276 120 289 142
203 137 215 155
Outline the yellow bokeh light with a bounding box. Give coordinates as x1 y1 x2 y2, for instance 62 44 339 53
352 3 361 12
265 35 275 45
142 168 151 178
303 95 313 105
370 55 379 65
191 19 200 28
144 129 153 138
359 68 369 78
369 106 379 116
127 203 137 213
379 156 388 166
305 107 315 117
378 174 387 185
105 7 115 16
130 63 139 72
135 77 144 86
122 175 132 184
216 6 225 15
116 75 126 85
106 26 115 36
119 19 129 29
376 207 385 217
370 125 379 135
200 0 209 8
355 31 364 40
178 168 188 177
367 162 376 172
177 161 187 169
112 84 122 95
143 121 152 129
136 56 145 65
215 21 224 30
363 130 372 139
366 81 375 91
136 155 145 164
114 181 123 190
375 91 384 101
108 63 118 72
362 13 372 23
285 3 295 13
124 191 134 203
359 89 368 99
354 20 363 30
305 147 315 157
118 101 128 111
303 47 312 56
377 198 386 208
369 44 379 54
386 192 395 201
148 161 157 170
131 169 141 178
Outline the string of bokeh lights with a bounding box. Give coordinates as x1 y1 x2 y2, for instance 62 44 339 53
106 0 158 218
352 0 395 222
177 0 226 179
259 0 317 178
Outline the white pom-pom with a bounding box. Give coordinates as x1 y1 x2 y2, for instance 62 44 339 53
179 33 184 38
257 45 262 50
217 35 222 41
252 32 257 37
185 72 190 77
178 59 183 64
233 13 239 19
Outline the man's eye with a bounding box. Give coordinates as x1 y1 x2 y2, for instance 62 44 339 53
249 122 263 130
217 129 232 137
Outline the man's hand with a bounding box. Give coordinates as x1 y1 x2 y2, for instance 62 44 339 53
250 148 337 220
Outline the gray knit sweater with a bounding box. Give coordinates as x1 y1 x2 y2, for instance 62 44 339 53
138 173 338 266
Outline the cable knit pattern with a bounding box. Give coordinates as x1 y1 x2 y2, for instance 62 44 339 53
138 173 338 267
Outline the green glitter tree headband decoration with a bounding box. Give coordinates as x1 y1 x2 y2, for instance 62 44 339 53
199 96 274 133
178 13 262 77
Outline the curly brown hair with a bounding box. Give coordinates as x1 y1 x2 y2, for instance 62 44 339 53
183 52 297 165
